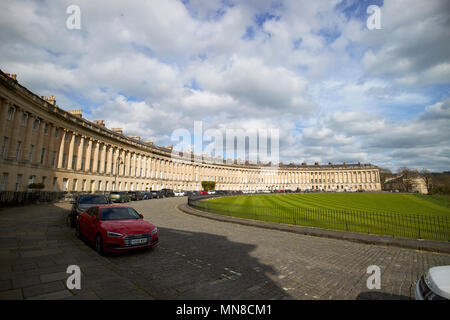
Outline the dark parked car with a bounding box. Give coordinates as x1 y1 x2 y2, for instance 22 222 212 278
127 191 144 201
161 188 175 197
143 192 152 200
69 194 109 228
109 191 130 203
150 190 163 199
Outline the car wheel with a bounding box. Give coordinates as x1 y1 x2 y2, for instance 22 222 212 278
95 234 103 254
75 223 81 239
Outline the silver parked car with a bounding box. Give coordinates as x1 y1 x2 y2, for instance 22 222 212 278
415 266 450 300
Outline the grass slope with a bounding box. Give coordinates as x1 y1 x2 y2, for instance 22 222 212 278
197 193 450 241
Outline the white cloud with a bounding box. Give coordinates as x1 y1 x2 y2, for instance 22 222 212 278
0 0 449 171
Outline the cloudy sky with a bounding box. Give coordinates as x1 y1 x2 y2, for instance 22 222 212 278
1 0 449 172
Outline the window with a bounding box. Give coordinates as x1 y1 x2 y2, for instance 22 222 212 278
44 123 49 134
81 157 85 171
62 153 67 167
28 144 34 162
0 173 8 191
21 112 28 126
28 175 35 189
40 148 46 165
33 119 40 130
51 151 57 167
55 128 59 138
1 137 8 159
65 133 69 142
52 178 57 191
101 207 140 221
72 156 76 169
62 178 68 191
15 174 22 191
41 176 46 188
15 141 21 160
7 106 15 120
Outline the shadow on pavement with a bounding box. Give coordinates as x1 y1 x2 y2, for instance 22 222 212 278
101 225 291 299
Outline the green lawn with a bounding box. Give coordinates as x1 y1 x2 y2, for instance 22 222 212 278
193 193 450 241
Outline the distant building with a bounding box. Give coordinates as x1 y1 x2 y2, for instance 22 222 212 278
384 175 428 194
0 70 381 192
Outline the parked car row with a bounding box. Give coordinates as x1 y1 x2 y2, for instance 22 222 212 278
109 190 177 203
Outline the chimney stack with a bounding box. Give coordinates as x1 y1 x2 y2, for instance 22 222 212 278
93 120 105 127
6 73 17 81
68 109 82 117
112 128 123 134
42 94 56 105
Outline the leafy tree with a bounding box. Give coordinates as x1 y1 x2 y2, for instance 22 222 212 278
201 181 216 191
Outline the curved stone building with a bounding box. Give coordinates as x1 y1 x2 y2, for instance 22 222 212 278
0 71 381 192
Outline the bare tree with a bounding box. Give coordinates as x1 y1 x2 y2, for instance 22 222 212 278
397 167 415 192
379 167 394 190
419 169 433 194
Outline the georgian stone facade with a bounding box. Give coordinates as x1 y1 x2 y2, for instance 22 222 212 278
0 71 381 192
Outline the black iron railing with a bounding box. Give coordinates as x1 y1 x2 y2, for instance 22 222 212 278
188 196 450 241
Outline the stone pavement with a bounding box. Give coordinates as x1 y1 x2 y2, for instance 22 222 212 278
0 197 449 300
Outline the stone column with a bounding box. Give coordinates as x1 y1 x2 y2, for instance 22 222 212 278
92 141 100 173
100 143 106 173
57 130 67 168
67 132 76 170
0 100 10 141
67 133 76 170
7 106 23 160
47 124 57 167
85 139 92 172
151 157 155 178
125 151 131 177
143 156 148 178
76 136 84 170
136 154 141 177
34 119 46 165
21 113 34 162
113 147 120 175
107 145 113 174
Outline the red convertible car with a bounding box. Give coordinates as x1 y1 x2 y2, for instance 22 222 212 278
75 205 158 253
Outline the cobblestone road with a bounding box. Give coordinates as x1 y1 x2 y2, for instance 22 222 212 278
0 197 449 300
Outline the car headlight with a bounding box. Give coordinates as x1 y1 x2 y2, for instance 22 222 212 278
151 227 158 235
107 231 123 238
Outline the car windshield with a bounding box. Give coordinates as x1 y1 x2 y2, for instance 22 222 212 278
101 207 141 220
78 195 108 204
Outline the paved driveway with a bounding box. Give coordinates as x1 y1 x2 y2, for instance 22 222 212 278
0 197 449 300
